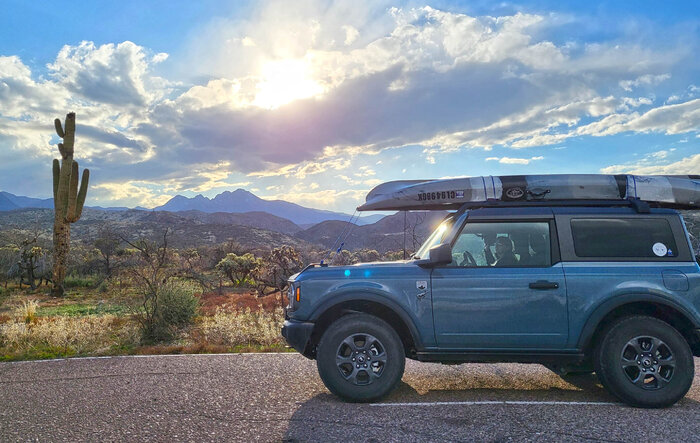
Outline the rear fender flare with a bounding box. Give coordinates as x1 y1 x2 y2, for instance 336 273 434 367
577 293 700 350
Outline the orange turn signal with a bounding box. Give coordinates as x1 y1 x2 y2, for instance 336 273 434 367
295 287 301 302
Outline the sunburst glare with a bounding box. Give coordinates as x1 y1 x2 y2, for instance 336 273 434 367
253 59 324 109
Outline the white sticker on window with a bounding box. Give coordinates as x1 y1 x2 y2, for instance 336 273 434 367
652 242 668 257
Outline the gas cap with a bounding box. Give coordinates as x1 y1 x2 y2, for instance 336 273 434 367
662 270 689 291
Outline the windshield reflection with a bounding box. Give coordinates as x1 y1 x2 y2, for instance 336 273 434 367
413 217 454 259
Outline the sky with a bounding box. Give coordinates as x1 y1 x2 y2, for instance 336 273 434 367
0 0 698 213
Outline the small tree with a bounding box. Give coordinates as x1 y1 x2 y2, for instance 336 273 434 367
120 229 183 342
254 246 303 296
179 248 219 293
94 224 122 278
216 252 262 287
17 236 46 290
0 246 19 289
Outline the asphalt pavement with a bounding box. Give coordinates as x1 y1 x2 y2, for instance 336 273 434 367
1 353 699 442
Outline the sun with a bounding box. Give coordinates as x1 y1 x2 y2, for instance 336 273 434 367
253 59 324 109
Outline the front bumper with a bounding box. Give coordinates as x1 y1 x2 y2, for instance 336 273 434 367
281 319 315 356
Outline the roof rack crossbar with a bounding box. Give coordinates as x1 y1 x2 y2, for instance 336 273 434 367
455 198 656 213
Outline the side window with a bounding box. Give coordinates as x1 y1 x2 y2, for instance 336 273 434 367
450 222 551 267
570 218 678 259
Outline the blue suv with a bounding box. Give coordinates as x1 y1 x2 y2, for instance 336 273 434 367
282 201 700 408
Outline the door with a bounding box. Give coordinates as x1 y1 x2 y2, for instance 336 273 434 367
431 220 568 349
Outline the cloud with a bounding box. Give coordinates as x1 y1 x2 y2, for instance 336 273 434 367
0 56 67 118
0 2 698 209
48 41 170 107
90 181 172 208
619 74 670 92
265 186 367 211
486 156 544 165
601 152 700 175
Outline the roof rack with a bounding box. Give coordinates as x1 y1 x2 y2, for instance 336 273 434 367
454 198 654 214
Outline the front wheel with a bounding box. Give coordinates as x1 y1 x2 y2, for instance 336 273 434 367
594 316 694 408
316 313 405 402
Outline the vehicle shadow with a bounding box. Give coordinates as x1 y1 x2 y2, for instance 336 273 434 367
282 368 700 442
282 372 614 442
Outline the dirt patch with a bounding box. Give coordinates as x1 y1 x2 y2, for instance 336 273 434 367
197 291 288 315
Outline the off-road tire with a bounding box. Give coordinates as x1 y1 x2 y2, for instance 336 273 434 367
316 313 405 402
594 315 694 408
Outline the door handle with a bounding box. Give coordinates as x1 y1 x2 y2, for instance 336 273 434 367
529 280 559 290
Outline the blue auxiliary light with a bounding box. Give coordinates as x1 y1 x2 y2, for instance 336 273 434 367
344 269 351 277
364 270 371 278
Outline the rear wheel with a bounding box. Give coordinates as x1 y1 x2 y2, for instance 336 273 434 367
594 316 694 408
316 313 405 402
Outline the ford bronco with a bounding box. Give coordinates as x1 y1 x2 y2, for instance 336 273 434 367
282 200 700 408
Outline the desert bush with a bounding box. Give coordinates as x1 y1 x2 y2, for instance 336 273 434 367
216 252 262 287
382 250 405 261
139 281 200 343
199 307 284 348
0 315 139 358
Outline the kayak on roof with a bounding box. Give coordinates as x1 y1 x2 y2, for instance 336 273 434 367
357 174 700 211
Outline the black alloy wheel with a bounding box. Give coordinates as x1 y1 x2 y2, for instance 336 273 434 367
335 333 388 386
594 315 694 408
317 313 405 402
619 335 675 390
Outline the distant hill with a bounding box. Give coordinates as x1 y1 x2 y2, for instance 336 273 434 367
154 189 384 226
296 211 448 253
0 206 445 254
0 191 52 210
0 208 310 252
0 191 133 212
0 193 19 211
0 189 385 226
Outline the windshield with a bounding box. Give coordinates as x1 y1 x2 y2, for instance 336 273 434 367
413 216 455 259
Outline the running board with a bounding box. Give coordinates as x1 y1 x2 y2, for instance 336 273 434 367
415 350 586 364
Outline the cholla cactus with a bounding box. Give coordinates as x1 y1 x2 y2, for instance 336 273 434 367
51 112 89 296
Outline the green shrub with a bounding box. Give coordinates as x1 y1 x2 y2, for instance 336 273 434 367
64 274 99 288
141 282 199 343
37 303 129 317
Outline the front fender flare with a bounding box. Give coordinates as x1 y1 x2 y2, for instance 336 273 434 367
309 289 425 350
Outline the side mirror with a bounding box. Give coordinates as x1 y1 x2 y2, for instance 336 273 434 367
426 243 453 266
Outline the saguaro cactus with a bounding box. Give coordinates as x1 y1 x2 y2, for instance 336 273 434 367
51 112 89 296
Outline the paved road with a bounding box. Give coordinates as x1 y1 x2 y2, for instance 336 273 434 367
1 354 699 442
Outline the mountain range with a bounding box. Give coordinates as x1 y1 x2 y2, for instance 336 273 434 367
0 189 383 226
153 189 383 226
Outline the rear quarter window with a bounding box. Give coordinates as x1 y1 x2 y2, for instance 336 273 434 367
571 218 678 259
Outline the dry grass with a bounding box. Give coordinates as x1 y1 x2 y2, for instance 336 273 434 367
17 300 39 324
0 287 290 360
0 315 140 359
198 306 285 348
